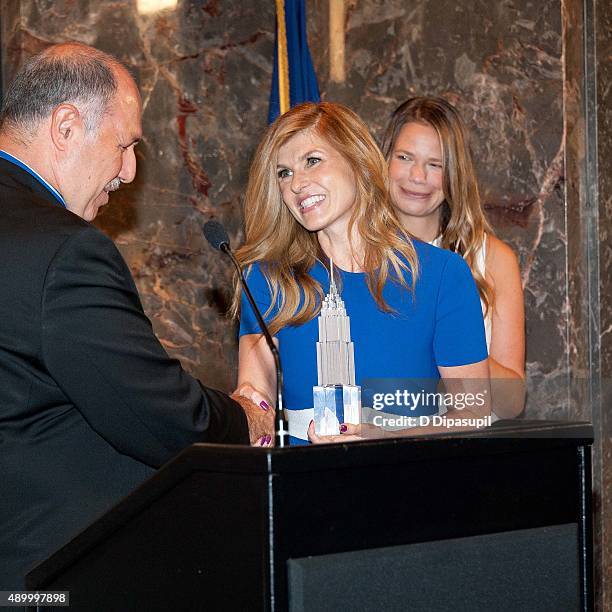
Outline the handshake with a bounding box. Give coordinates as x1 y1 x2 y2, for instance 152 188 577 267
232 383 276 447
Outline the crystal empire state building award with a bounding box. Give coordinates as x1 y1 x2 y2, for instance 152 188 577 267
313 260 362 435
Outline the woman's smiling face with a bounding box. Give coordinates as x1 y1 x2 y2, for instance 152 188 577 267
276 129 357 236
388 121 445 228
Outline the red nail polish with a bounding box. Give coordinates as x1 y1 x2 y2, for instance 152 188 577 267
340 424 347 433
260 400 270 411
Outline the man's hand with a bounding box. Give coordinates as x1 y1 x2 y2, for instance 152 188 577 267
231 390 275 446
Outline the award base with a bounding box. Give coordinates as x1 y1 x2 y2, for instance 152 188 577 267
313 384 361 436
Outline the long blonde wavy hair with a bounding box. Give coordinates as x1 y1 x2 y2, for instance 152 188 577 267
380 96 494 313
231 102 418 335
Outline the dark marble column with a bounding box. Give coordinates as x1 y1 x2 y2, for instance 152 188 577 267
563 0 605 606
597 9 612 374
592 0 612 607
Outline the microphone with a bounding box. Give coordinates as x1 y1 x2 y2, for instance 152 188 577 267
202 219 230 251
203 219 289 448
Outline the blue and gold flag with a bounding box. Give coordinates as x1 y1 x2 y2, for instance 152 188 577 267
268 0 320 123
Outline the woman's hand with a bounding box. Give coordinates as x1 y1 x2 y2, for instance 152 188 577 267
307 420 384 443
234 381 273 413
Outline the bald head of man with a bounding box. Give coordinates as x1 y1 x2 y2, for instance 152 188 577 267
0 42 142 220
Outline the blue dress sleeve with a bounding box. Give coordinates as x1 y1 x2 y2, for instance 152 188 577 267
238 263 278 336
433 252 488 367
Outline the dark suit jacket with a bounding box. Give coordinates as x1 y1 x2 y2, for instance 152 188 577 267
0 159 249 590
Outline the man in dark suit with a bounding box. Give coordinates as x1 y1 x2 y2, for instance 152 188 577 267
0 42 273 590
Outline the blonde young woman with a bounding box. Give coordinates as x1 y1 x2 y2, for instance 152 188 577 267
233 102 489 445
381 97 525 418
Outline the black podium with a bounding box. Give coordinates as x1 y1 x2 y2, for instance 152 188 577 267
27 421 593 611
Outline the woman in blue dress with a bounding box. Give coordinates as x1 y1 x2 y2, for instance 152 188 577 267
231 102 489 445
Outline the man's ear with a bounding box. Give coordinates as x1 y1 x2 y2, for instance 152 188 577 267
50 104 84 152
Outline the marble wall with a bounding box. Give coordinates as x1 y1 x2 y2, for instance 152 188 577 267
2 0 278 391
1 0 610 607
309 0 568 415
0 0 567 408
